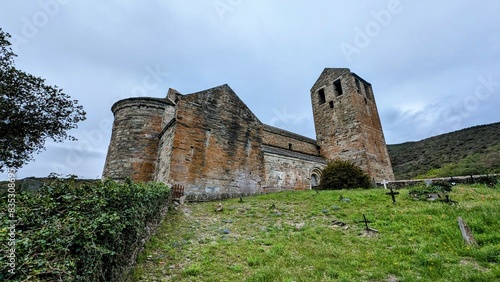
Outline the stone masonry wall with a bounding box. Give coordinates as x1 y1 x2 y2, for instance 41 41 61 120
154 102 178 183
155 119 177 183
103 68 395 198
167 85 265 201
262 125 320 156
262 146 326 192
102 98 173 182
311 69 362 160
310 68 394 181
377 174 499 189
351 74 394 181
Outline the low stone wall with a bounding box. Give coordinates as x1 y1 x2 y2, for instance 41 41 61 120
120 193 171 281
377 174 499 189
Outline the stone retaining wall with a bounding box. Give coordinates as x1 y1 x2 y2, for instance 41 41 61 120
377 174 499 189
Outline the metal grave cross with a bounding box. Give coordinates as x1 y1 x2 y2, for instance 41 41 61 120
386 187 400 204
358 214 372 231
441 194 458 204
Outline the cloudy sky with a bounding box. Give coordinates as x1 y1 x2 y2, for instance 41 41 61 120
2 0 499 179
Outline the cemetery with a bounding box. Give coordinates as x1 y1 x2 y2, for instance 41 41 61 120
2 174 498 281
130 179 500 281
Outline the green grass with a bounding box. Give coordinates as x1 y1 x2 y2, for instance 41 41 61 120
128 184 500 281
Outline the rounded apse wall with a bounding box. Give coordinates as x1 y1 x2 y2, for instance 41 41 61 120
102 97 173 182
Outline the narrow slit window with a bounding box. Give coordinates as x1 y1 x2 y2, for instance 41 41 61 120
364 85 371 99
333 79 343 96
318 89 326 104
355 79 361 94
288 143 293 150
329 101 334 108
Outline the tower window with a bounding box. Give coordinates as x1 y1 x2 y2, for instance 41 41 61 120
329 101 334 108
288 143 293 150
355 79 361 94
333 79 343 96
364 84 371 99
318 89 326 104
364 97 368 105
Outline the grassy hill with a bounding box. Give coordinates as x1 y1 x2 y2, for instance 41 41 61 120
388 122 500 180
130 185 500 281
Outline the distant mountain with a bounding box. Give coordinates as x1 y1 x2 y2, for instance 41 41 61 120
387 122 500 180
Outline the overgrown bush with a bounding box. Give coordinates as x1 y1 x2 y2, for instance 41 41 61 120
0 178 170 281
407 184 452 201
475 175 499 187
318 159 371 190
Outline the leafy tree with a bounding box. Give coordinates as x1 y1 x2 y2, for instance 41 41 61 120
318 159 371 190
0 28 86 172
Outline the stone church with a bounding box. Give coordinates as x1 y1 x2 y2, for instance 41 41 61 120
102 68 394 201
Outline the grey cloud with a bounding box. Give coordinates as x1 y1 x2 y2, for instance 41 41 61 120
1 0 498 178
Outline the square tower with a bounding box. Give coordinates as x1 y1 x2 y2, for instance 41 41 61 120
310 68 394 182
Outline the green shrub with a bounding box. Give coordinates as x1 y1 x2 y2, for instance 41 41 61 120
0 178 170 282
318 159 371 190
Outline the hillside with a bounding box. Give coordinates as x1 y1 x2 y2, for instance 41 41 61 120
131 187 500 281
388 122 500 180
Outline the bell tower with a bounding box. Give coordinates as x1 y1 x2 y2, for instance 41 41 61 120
310 68 394 182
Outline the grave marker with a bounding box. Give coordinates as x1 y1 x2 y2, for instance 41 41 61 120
441 194 458 204
458 217 478 247
385 187 399 204
358 214 378 232
339 195 351 202
449 177 456 186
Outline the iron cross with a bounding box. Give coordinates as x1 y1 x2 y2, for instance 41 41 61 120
386 187 399 204
358 214 372 231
